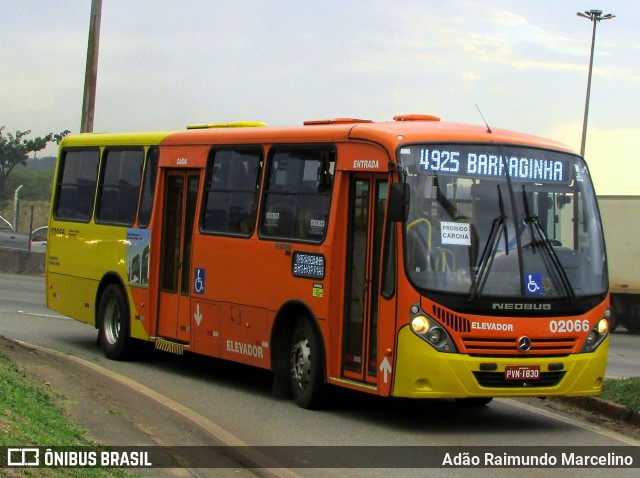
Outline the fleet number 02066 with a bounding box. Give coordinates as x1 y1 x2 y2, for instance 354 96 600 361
549 319 590 333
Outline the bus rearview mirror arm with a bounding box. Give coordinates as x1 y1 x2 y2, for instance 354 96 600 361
388 183 410 223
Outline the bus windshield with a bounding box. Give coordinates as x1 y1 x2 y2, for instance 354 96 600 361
399 144 607 300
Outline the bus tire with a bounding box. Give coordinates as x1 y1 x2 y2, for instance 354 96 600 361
98 284 131 360
290 319 324 409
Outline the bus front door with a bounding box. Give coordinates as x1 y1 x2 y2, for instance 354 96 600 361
342 174 389 387
157 170 200 343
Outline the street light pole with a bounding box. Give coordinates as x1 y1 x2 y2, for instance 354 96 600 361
80 0 103 133
577 9 614 157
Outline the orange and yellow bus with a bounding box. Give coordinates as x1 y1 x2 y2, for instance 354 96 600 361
46 115 609 408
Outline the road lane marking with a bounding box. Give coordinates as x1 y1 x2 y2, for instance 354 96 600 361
0 310 68 319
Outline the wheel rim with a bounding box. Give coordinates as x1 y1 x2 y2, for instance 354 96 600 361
103 299 121 345
291 336 311 390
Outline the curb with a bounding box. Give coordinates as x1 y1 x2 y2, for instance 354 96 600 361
1 336 301 478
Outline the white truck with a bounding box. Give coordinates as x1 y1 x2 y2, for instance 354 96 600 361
598 195 640 333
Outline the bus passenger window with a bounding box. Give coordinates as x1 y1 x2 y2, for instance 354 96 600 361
201 148 263 237
54 149 100 222
95 149 144 226
138 147 159 228
259 147 335 242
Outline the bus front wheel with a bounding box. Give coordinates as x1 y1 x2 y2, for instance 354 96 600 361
290 319 324 409
98 284 131 360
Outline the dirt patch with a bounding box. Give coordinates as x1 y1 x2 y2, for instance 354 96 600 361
542 397 640 441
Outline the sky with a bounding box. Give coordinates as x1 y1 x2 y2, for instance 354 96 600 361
1 0 638 194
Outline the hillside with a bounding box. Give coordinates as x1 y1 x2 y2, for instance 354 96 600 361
2 155 55 204
16 155 57 171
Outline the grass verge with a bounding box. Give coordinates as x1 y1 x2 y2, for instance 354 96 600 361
0 351 136 477
601 377 640 414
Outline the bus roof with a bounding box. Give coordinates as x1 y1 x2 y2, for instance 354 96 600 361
164 118 574 154
60 131 172 148
59 117 575 156
348 119 574 154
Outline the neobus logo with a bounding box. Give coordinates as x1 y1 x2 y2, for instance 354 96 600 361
492 303 552 311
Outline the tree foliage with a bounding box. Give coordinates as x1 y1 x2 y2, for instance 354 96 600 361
0 126 69 198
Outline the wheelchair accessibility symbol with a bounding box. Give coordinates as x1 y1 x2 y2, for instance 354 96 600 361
194 268 206 294
525 273 543 296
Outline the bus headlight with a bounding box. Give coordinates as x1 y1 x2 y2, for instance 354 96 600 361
428 327 443 344
408 305 457 353
585 330 598 347
581 315 609 353
411 316 429 334
597 318 609 334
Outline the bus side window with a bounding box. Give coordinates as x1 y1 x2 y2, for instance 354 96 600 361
138 147 159 228
95 149 144 226
201 147 263 237
259 147 335 242
54 149 100 222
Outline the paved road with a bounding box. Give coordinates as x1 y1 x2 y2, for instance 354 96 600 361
3 273 637 379
606 330 640 378
1 273 639 477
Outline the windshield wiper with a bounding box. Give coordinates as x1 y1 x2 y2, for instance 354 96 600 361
521 187 576 302
469 185 507 301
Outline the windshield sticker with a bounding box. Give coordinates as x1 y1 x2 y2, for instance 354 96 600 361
309 219 326 236
525 273 543 296
440 222 471 246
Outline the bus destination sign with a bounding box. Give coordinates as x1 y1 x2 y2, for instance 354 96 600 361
401 145 570 184
292 252 325 280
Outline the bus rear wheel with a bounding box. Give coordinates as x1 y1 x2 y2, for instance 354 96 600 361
98 284 131 360
290 319 324 409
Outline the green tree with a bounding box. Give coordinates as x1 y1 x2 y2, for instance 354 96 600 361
0 126 69 199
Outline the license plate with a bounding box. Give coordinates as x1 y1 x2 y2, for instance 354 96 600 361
505 365 540 380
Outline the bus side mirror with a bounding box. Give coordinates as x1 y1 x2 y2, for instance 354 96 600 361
388 183 410 223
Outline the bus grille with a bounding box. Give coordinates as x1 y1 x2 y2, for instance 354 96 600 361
462 337 577 356
431 305 470 332
473 371 566 388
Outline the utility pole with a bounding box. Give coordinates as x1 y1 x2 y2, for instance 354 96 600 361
80 0 103 133
577 9 615 157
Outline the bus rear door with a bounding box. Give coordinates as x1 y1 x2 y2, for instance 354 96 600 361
157 169 200 343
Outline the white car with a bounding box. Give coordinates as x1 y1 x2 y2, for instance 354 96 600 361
30 226 48 253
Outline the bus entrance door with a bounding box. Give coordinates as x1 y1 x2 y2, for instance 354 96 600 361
342 174 389 387
157 170 200 343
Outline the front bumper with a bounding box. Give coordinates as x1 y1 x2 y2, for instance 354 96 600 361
392 326 608 398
